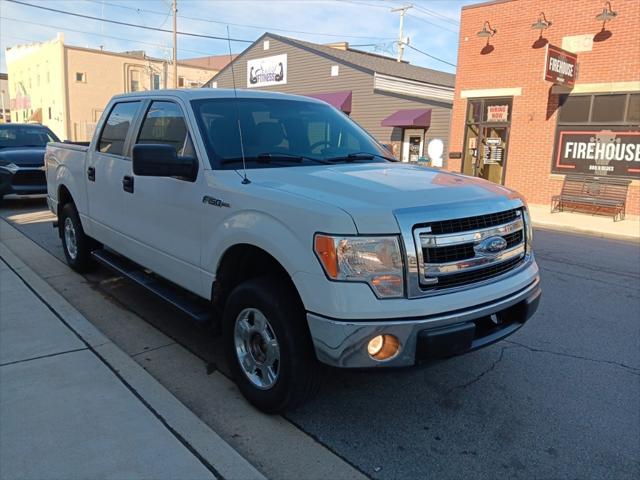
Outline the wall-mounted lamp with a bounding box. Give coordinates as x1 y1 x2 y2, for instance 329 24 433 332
595 1 617 22
531 12 552 31
477 21 497 38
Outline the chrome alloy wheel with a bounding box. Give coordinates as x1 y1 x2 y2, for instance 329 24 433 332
234 308 280 390
64 217 78 260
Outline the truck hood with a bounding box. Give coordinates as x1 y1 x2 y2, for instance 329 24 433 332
247 163 524 233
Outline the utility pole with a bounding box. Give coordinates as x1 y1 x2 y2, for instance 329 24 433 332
172 0 178 88
391 5 412 62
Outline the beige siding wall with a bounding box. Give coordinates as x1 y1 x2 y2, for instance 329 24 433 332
211 37 452 158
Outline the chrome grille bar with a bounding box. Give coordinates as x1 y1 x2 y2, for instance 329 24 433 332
413 210 526 288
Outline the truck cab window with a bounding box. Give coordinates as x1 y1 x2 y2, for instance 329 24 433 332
98 101 140 156
137 101 194 157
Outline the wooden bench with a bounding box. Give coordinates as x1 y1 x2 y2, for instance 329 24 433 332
551 175 632 221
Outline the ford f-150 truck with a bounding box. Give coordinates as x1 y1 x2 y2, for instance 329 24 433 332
46 90 540 413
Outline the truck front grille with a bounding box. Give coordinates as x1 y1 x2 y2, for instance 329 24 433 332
424 209 519 235
414 208 526 291
434 256 524 289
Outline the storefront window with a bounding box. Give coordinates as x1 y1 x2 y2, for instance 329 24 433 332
627 94 640 123
553 92 640 179
462 97 512 184
591 94 626 123
558 95 590 123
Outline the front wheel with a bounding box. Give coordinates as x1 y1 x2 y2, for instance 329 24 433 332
60 203 96 273
223 276 321 413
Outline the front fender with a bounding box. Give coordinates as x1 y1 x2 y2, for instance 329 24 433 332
202 209 323 296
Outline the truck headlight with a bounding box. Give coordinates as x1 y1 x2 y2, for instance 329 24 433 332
522 207 533 253
314 234 404 298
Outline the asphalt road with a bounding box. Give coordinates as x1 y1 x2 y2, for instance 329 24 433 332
2 197 639 480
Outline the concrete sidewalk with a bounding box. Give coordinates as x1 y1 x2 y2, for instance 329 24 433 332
528 204 640 241
0 246 265 480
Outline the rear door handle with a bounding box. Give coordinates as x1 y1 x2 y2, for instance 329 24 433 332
87 166 95 181
122 175 134 193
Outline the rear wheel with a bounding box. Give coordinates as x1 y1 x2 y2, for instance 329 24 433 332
60 203 96 272
223 276 321 413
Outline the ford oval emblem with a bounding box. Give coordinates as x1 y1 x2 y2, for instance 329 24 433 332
476 236 508 255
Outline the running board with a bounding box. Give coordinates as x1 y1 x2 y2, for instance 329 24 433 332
91 249 211 323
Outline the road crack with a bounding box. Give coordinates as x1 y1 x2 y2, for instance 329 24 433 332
448 346 513 392
505 340 640 375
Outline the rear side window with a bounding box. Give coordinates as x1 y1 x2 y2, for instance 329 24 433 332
136 101 193 156
98 101 140 155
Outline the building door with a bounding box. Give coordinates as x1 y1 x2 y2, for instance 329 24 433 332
462 98 512 184
402 128 424 162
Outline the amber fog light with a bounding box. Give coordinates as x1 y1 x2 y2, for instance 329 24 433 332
367 334 400 361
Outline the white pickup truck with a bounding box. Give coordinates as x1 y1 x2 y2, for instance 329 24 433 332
46 89 540 412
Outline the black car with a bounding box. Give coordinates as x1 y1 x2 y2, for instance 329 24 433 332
0 123 60 201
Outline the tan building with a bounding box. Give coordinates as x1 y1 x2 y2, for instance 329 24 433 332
0 73 10 123
5 34 220 141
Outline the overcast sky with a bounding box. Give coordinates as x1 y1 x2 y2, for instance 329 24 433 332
0 0 478 74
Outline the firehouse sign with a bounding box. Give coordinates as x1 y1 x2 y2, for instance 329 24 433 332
544 44 577 87
553 129 640 179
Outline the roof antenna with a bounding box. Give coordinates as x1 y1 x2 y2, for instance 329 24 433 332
226 26 250 184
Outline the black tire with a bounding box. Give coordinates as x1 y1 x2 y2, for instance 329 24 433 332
223 275 321 413
59 202 96 273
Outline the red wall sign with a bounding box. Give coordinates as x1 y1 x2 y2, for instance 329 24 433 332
544 44 578 87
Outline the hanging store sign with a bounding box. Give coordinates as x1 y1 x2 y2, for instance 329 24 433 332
486 104 509 122
544 44 577 87
247 54 287 88
552 128 640 179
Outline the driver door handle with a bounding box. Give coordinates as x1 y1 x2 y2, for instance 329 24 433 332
122 175 134 193
87 166 95 182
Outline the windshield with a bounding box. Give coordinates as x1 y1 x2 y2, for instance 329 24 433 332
191 98 394 169
0 125 60 149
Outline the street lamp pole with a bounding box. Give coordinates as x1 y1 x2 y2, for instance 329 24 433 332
172 0 178 88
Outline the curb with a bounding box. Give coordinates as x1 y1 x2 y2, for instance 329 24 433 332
531 221 640 243
0 240 266 480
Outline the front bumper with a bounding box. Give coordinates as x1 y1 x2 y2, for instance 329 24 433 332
0 167 47 197
307 275 541 368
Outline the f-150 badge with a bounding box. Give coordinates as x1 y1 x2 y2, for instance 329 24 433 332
202 196 230 208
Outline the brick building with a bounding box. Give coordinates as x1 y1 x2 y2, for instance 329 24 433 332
448 0 639 217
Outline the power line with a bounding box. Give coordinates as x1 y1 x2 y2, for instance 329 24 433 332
405 12 457 33
5 0 253 42
85 0 396 41
405 43 456 68
341 0 458 34
409 4 460 26
0 16 215 56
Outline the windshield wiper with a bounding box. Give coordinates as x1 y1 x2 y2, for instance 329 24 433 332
221 153 329 165
325 152 396 163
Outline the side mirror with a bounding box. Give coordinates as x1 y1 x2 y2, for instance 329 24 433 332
132 144 197 181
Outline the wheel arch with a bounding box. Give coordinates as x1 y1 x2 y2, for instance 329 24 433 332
212 243 304 315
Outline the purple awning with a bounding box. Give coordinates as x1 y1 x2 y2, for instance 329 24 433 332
305 90 352 113
381 109 432 128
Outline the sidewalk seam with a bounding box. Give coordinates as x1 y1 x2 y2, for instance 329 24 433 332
0 347 88 367
0 254 223 480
